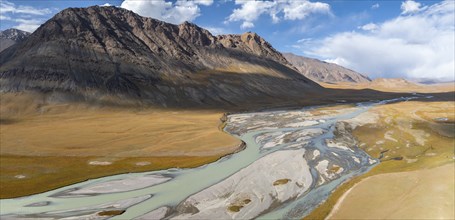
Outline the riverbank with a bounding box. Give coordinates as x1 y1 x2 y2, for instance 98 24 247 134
305 100 455 219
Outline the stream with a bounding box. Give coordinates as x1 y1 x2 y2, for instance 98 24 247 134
0 97 417 219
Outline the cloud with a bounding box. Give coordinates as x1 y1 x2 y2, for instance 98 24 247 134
241 21 254 29
371 3 380 9
0 15 12 20
297 38 312 43
401 0 425 14
13 19 42 32
0 0 52 16
299 0 455 81
0 0 53 32
120 0 213 24
193 0 214 6
358 23 378 31
324 57 349 66
283 1 331 20
100 3 112 7
202 26 228 35
227 0 331 29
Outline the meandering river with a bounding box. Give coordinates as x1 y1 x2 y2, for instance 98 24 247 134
0 97 416 219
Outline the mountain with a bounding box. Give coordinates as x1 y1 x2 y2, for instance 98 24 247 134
0 28 30 52
283 52 371 83
0 6 321 108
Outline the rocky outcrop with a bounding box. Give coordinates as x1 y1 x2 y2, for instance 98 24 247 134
0 28 30 52
217 32 293 69
283 53 371 83
0 6 320 107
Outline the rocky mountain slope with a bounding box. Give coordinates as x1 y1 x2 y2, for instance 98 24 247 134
0 6 320 107
0 28 30 52
283 53 370 83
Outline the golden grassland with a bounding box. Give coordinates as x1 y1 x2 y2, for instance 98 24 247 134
0 93 240 198
0 80 453 207
305 100 455 220
320 79 455 93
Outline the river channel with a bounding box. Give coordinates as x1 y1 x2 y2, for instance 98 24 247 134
0 97 416 219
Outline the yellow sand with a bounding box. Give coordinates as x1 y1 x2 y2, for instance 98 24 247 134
328 163 455 219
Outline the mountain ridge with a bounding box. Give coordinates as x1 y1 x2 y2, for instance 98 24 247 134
0 6 320 108
0 28 30 52
283 52 371 83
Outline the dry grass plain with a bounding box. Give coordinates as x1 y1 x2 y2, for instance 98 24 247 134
305 99 455 220
321 78 455 93
0 93 240 198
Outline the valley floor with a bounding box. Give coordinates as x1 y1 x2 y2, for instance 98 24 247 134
0 93 240 198
1 89 453 220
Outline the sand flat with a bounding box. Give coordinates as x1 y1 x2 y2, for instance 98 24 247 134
328 163 455 219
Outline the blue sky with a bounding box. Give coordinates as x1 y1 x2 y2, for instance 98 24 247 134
0 0 454 81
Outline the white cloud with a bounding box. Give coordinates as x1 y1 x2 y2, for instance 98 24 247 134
359 23 378 31
283 1 331 20
371 3 380 9
401 0 424 14
227 0 275 29
100 3 112 7
0 1 53 32
202 26 228 35
324 57 349 66
297 38 312 43
300 0 455 81
241 21 254 29
0 0 52 16
193 0 214 6
14 23 40 32
120 0 213 24
13 18 42 32
0 15 12 20
227 0 331 29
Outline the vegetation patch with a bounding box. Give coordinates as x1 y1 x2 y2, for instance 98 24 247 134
227 197 252 212
228 205 244 212
97 210 125 216
328 165 341 173
273 178 291 186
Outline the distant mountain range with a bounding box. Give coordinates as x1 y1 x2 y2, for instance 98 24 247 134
0 28 30 52
283 53 371 83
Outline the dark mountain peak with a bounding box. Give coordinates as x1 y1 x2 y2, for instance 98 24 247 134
0 28 30 41
179 21 194 26
242 31 260 39
0 28 30 52
216 32 291 67
178 21 216 46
